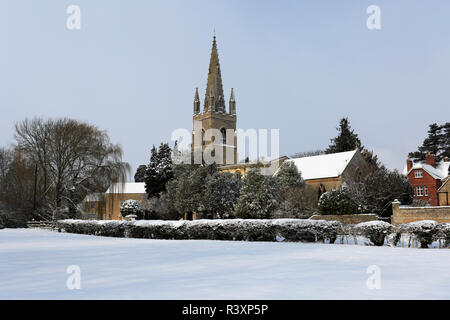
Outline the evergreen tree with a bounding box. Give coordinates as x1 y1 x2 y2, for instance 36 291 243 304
409 123 443 162
167 164 216 218
204 172 242 219
318 189 358 215
276 161 305 190
144 143 174 198
326 117 362 154
359 168 413 216
235 169 279 219
134 165 147 183
275 162 314 218
441 122 450 160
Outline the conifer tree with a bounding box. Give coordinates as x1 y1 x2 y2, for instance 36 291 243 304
441 122 450 160
134 165 147 183
235 169 279 219
326 117 362 154
144 143 174 198
409 123 447 162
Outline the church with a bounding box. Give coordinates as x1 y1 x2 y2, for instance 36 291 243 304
82 35 370 220
191 35 238 166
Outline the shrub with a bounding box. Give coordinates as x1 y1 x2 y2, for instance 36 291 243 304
398 220 439 248
120 200 144 220
145 193 181 220
351 221 393 246
318 189 358 215
437 223 450 247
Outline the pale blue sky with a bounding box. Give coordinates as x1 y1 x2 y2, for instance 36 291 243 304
1 0 449 177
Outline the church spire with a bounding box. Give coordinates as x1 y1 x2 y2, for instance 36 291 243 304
204 35 226 113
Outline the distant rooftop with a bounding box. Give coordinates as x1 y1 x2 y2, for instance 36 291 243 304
278 150 357 180
105 182 146 194
403 161 450 180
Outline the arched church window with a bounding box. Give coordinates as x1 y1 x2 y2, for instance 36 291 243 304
221 128 226 145
318 183 327 200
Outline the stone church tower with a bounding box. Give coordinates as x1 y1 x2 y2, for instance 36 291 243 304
192 36 237 165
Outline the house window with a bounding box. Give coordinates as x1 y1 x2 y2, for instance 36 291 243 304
424 186 428 196
416 186 424 196
415 170 423 178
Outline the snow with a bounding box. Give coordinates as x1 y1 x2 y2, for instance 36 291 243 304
105 182 146 194
403 161 450 180
278 150 357 180
2 228 450 299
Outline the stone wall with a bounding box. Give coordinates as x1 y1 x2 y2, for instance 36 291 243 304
309 214 379 225
391 200 450 225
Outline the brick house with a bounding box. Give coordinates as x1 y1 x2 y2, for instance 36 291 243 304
404 153 450 206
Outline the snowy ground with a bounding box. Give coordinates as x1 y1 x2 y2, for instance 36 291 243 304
1 229 450 299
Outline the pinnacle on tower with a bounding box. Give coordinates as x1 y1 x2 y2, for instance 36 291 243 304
229 88 236 114
193 88 200 114
204 35 226 113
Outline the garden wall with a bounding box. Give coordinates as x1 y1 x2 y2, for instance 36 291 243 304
392 200 450 225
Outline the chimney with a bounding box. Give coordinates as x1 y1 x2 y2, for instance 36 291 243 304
407 156 413 172
426 152 436 167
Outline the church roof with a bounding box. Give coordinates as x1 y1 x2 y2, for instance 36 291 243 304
277 150 358 180
105 182 146 194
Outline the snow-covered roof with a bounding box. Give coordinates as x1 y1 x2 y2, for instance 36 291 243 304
82 193 104 202
403 161 450 180
276 150 357 180
105 182 146 194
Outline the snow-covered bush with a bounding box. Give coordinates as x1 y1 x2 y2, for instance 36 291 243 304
120 200 144 220
57 220 126 237
437 223 450 248
58 219 342 243
351 221 393 246
318 189 359 215
398 220 439 248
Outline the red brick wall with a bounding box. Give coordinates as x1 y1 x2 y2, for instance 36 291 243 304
408 169 442 206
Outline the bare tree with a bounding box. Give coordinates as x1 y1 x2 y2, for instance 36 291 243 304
14 117 130 216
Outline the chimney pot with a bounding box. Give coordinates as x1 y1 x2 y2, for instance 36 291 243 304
407 157 413 172
426 153 436 168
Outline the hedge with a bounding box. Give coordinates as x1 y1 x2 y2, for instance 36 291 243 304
57 219 342 243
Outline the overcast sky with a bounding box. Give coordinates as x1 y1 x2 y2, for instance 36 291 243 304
1 0 449 179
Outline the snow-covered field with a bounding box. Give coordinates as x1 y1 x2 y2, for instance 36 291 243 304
1 228 450 299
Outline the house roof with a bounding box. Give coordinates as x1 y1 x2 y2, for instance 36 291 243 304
275 150 358 180
404 161 450 180
105 182 146 194
82 193 104 203
438 176 450 192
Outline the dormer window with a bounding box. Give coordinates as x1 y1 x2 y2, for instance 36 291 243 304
415 170 423 178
